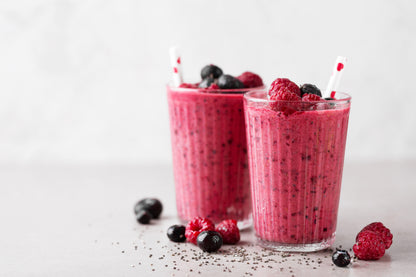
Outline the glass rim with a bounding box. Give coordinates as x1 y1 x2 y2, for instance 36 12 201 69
167 84 266 95
244 90 352 104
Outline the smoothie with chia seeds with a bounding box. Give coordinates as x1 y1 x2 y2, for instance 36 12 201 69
244 79 351 251
168 65 264 227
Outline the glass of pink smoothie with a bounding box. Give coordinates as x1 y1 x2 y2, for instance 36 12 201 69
168 86 262 228
244 90 351 251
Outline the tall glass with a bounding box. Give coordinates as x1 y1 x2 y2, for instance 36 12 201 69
244 91 351 251
167 86 262 228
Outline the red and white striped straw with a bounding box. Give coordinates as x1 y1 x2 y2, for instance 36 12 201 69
324 56 347 98
169 46 183 87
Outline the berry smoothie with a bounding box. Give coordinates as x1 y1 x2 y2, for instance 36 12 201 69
167 65 263 227
244 79 351 251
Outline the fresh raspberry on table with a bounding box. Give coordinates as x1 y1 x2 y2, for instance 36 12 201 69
357 222 393 249
215 219 240 244
268 78 301 97
237 72 264 88
302 93 322 102
185 217 215 245
207 83 220 90
179 83 198 88
353 230 386 260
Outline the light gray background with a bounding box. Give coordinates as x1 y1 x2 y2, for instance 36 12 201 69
0 0 415 165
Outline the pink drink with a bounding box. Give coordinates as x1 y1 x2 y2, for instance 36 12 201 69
244 91 351 251
167 86 256 227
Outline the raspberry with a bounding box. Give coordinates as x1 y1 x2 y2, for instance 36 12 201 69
357 222 393 249
353 230 386 260
179 83 198 88
215 219 240 244
270 87 301 101
269 87 301 114
268 78 301 97
302 93 322 102
185 217 215 245
208 83 220 90
237 72 264 88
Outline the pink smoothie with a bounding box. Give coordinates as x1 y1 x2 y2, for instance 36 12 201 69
244 92 350 246
167 86 252 225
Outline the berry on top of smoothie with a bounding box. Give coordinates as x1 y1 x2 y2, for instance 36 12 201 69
300 83 322 97
218 74 245 89
179 83 198 88
270 87 301 101
302 93 322 102
198 77 216 88
201 64 223 79
269 78 301 97
179 64 263 92
237 71 264 88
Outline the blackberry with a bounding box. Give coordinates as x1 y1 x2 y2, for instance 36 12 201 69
197 231 223 252
201 64 223 79
167 225 186 242
198 77 215 88
136 209 152 224
134 198 163 219
332 249 351 267
217 74 245 90
300 84 322 97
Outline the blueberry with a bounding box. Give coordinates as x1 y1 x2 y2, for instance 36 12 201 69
136 209 152 224
324 97 335 100
217 74 245 90
300 84 322 97
197 231 223 252
134 198 163 219
332 249 351 267
201 64 223 79
198 77 215 88
167 225 186 242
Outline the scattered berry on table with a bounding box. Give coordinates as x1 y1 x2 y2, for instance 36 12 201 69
332 249 351 267
185 217 215 244
215 219 240 244
353 230 386 260
237 72 264 88
197 231 223 252
136 209 152 224
217 74 245 89
134 198 163 219
300 84 322 97
268 78 301 97
357 222 393 249
201 64 223 79
167 225 186 242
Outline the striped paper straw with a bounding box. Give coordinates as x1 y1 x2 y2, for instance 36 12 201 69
324 56 347 98
169 46 183 87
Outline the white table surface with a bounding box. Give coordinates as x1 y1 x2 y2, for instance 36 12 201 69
1 162 415 277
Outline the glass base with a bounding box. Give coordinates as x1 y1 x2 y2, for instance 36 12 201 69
237 216 252 230
256 232 336 252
